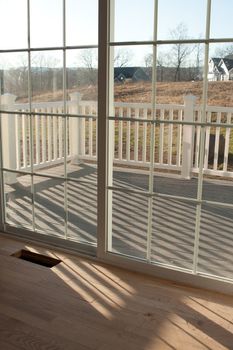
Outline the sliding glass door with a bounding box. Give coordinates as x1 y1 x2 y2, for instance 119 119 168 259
0 0 233 285
103 0 233 282
0 0 98 252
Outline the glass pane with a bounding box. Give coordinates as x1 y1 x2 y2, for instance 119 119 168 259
66 49 98 102
66 0 98 46
112 46 152 104
205 43 233 193
32 115 65 177
31 51 63 104
30 0 63 48
67 181 97 245
0 52 29 106
1 113 31 172
34 176 65 237
158 0 206 40
203 175 233 206
111 120 150 191
66 49 98 178
151 43 204 198
151 198 196 270
198 204 233 279
114 0 154 42
156 44 204 102
208 43 233 104
4 171 32 229
202 125 233 206
0 0 27 49
67 117 97 180
110 191 148 260
210 0 233 39
152 120 199 198
202 123 230 172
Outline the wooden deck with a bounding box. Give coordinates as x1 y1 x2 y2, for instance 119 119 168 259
0 236 233 350
4 163 233 280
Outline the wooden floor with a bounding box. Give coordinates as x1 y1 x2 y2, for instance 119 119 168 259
4 163 233 279
0 236 232 350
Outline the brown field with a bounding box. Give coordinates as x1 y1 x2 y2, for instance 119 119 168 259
113 81 233 106
21 81 233 107
68 80 233 107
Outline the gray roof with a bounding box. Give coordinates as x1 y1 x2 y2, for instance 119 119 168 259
210 57 233 74
222 58 233 71
114 67 149 80
211 57 221 66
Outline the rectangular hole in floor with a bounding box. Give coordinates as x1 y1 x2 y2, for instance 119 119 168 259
11 249 61 268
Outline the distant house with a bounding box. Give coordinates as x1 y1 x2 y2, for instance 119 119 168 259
114 67 149 83
208 55 233 81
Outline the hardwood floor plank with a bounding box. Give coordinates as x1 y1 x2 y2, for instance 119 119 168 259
0 236 232 350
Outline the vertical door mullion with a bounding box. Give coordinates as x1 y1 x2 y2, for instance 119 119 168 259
97 0 110 258
63 0 68 240
193 0 212 273
146 0 158 262
27 0 35 231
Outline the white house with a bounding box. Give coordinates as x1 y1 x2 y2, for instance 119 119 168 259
208 55 233 81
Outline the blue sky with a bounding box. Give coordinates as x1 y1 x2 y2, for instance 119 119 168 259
0 0 232 67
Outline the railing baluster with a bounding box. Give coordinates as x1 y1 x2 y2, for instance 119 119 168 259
142 108 147 163
95 118 97 157
81 105 86 156
58 114 63 159
126 107 131 161
22 113 27 168
118 107 123 160
195 110 201 168
213 112 221 170
35 111 40 165
176 109 182 167
53 114 58 160
47 108 52 162
41 110 46 163
89 115 93 157
168 109 173 165
159 109 164 164
204 111 211 169
223 112 231 172
16 114 21 169
134 108 139 162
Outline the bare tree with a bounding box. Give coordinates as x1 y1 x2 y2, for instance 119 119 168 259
214 44 233 58
169 23 194 81
144 53 152 68
194 42 203 79
144 51 169 81
31 53 61 94
0 54 29 98
114 48 132 67
78 49 98 85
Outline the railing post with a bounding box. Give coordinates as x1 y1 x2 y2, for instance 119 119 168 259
69 92 83 164
1 94 17 184
181 95 196 179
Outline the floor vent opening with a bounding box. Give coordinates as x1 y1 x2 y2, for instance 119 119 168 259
12 249 61 268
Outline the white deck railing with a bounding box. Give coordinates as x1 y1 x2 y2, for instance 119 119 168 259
1 93 233 182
